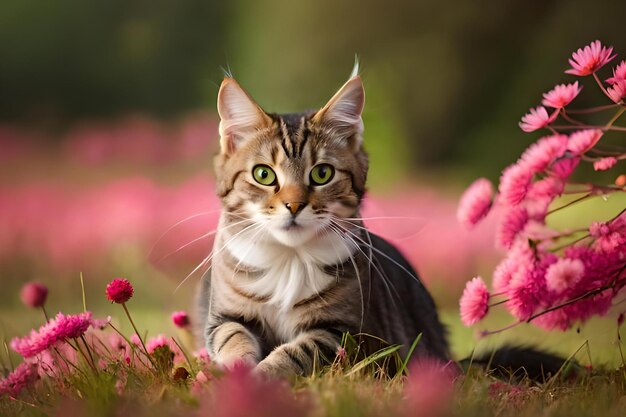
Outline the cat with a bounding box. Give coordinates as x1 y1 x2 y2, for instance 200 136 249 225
196 67 449 378
197 68 565 379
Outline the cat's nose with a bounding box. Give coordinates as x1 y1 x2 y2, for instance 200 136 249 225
285 202 306 216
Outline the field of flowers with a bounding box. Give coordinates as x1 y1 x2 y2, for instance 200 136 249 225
1 39 626 417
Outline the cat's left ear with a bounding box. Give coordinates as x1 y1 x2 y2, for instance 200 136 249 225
314 75 365 146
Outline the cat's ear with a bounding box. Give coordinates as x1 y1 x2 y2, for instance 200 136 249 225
217 78 272 154
314 75 365 143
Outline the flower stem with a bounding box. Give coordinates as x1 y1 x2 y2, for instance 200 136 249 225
605 106 626 130
593 72 612 101
122 303 156 369
550 124 626 132
546 193 593 216
40 306 49 322
80 334 98 374
567 103 620 114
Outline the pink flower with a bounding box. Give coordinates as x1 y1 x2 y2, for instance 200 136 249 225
542 82 582 108
550 156 580 180
519 106 557 132
106 278 134 304
496 206 529 249
11 312 93 358
499 163 533 206
403 359 456 417
146 334 170 354
91 316 112 330
456 178 494 228
527 177 565 200
565 40 616 76
459 276 489 326
492 258 518 294
171 311 190 328
593 157 618 171
607 80 626 104
567 129 603 155
545 258 585 293
606 60 626 84
20 282 48 308
520 134 568 174
0 362 38 397
129 334 142 346
506 265 544 321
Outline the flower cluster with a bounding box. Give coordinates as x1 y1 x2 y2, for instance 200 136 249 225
10 312 93 357
458 40 626 332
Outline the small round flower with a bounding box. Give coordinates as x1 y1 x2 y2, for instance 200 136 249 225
607 80 626 104
565 40 616 76
593 157 618 171
459 276 489 326
542 82 582 108
606 60 626 84
106 278 134 304
519 106 557 132
498 163 533 206
567 129 603 155
545 258 585 293
19 282 48 308
456 178 494 228
616 174 626 186
171 311 191 328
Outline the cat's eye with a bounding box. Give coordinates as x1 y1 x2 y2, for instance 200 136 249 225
310 164 335 186
252 165 277 186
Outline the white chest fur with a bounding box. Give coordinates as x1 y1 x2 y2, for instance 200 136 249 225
224 227 356 312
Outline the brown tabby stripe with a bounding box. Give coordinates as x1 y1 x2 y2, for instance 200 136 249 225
227 282 270 303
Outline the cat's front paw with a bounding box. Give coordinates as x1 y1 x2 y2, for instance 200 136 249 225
215 351 259 371
254 360 291 380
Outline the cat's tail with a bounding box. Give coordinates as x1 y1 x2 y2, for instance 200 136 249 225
459 345 582 382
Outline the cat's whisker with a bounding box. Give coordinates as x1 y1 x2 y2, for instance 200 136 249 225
147 210 223 259
328 220 402 305
232 223 269 274
331 218 421 287
156 218 252 264
326 225 365 332
174 221 260 293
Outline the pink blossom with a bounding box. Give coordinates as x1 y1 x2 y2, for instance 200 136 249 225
11 312 93 358
19 282 48 308
456 178 494 228
171 311 191 328
550 156 580 180
520 134 568 173
607 80 626 104
459 276 490 326
593 157 618 171
542 82 582 108
91 316 112 330
0 362 38 397
519 106 557 132
492 258 517 293
545 258 585 293
106 278 134 304
146 334 170 354
506 265 544 321
499 163 533 206
195 366 311 417
565 40 616 76
527 177 565 200
403 359 456 417
567 129 603 155
496 206 529 249
193 347 211 364
129 334 142 346
606 60 626 84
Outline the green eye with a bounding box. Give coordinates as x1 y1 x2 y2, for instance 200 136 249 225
252 165 276 186
310 164 335 185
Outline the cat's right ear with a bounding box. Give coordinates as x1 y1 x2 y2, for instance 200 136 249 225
217 78 272 155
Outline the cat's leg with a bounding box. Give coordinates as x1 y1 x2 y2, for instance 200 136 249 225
206 320 263 367
255 329 341 378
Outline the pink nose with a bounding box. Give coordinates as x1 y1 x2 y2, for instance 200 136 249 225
285 202 305 215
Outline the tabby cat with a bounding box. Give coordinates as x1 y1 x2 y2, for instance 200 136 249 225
197 67 451 378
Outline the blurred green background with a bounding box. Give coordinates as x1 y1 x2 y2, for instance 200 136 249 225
1 0 626 366
2 0 626 181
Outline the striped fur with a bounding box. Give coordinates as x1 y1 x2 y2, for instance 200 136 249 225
198 75 449 378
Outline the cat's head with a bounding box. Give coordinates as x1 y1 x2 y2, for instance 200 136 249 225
214 72 368 248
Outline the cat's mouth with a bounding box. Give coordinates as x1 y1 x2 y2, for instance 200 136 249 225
283 219 301 230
